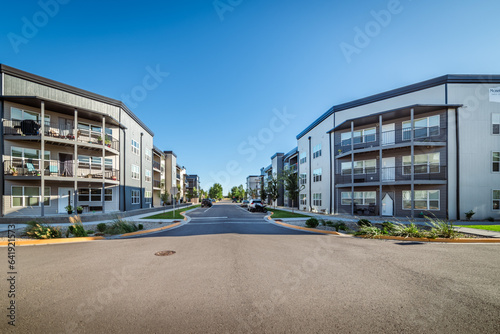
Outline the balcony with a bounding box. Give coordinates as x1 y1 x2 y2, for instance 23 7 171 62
4 158 119 181
335 126 447 156
3 119 119 152
153 179 162 189
153 161 161 171
335 165 447 185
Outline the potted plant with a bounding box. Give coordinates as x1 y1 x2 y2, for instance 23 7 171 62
76 206 83 214
104 136 111 147
65 205 73 214
9 166 18 176
111 175 117 180
97 136 103 144
465 210 475 221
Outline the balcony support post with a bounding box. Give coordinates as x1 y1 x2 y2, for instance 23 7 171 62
40 101 45 217
379 115 383 217
102 116 106 213
74 109 78 209
410 108 415 219
350 121 354 216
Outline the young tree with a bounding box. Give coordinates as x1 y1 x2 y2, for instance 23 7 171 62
260 182 267 203
237 184 245 201
280 170 305 213
266 174 280 208
209 183 223 200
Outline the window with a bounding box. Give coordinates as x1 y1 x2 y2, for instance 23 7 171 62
313 193 322 206
145 191 152 203
131 190 140 204
341 128 376 146
493 190 500 210
131 139 139 155
492 114 500 135
145 149 152 161
145 169 152 182
341 160 376 175
402 190 440 210
131 165 140 180
300 194 307 206
12 147 50 161
341 192 376 205
299 152 307 164
403 115 440 140
91 157 102 166
11 107 50 124
78 155 90 166
78 189 90 201
313 144 322 159
403 153 440 174
78 188 102 202
313 168 322 182
105 158 113 169
300 173 307 185
105 188 113 202
12 186 50 207
91 189 101 202
493 152 500 173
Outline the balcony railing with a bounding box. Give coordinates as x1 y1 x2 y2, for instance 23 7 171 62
153 161 161 170
335 126 447 155
153 179 162 188
4 158 119 181
335 165 447 184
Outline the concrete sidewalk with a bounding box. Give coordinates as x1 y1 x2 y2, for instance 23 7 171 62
0 204 195 232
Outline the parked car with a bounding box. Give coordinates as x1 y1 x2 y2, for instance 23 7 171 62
241 200 250 208
248 199 262 211
201 199 212 207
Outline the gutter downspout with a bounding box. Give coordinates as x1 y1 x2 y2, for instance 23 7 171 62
308 136 312 212
140 132 144 209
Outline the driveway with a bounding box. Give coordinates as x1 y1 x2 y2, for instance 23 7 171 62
2 202 499 333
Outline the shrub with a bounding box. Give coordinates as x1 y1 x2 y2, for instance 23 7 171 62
487 217 495 222
25 221 61 239
389 222 424 238
381 221 395 234
105 218 138 235
96 223 107 232
332 221 348 232
305 218 319 228
465 210 475 221
355 226 382 237
320 219 327 226
426 217 460 239
357 219 372 227
138 224 144 230
86 230 94 234
67 216 88 237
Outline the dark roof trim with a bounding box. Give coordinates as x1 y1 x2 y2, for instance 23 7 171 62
297 74 500 139
283 147 298 159
271 152 284 160
0 64 154 136
264 164 272 172
247 175 260 178
163 150 177 158
327 104 463 133
153 146 164 155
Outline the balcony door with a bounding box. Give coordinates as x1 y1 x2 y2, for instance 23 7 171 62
381 193 394 216
59 153 74 176
58 187 74 213
381 123 395 146
382 157 395 181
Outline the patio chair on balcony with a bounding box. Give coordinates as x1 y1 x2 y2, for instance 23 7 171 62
26 163 38 176
49 164 58 176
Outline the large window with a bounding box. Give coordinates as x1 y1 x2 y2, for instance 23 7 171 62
145 149 152 161
492 114 500 135
145 191 152 204
299 173 307 185
131 164 140 180
341 160 376 175
145 169 152 182
12 147 50 161
493 190 500 210
313 144 322 159
403 115 440 140
131 139 140 155
341 192 376 205
12 186 50 207
341 128 376 146
78 188 102 202
131 190 140 204
403 153 440 174
11 107 50 124
299 152 307 164
313 168 322 182
300 194 307 206
493 152 500 173
402 190 440 210
105 188 113 202
313 193 322 206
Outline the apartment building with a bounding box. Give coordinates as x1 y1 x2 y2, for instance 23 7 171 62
283 147 298 207
246 175 261 199
296 74 500 220
0 65 154 216
259 153 285 206
186 174 200 202
152 146 165 207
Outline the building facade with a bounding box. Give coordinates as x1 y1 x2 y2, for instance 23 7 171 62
246 175 261 199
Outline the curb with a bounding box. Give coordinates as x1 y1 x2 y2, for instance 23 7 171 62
0 236 105 247
267 211 342 235
355 235 500 243
119 222 182 237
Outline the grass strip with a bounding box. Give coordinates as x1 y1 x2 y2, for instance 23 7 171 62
455 225 500 232
270 209 310 219
142 205 201 220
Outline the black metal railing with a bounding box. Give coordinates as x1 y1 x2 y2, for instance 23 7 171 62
3 119 41 136
335 165 447 184
153 179 161 188
335 126 447 155
153 161 161 170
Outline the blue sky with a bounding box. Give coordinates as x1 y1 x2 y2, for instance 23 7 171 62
1 0 500 193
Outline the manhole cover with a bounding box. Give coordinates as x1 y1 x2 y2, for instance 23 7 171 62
155 250 176 256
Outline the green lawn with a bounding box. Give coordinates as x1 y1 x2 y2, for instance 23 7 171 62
455 225 500 232
143 205 201 220
269 209 311 219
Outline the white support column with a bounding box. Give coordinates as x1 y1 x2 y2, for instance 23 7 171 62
379 115 383 217
40 101 45 217
74 109 78 209
350 121 354 216
102 117 106 213
410 108 415 219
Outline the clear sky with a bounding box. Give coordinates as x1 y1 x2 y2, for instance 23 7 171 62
1 0 499 193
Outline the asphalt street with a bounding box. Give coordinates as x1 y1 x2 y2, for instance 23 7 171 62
1 201 499 333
